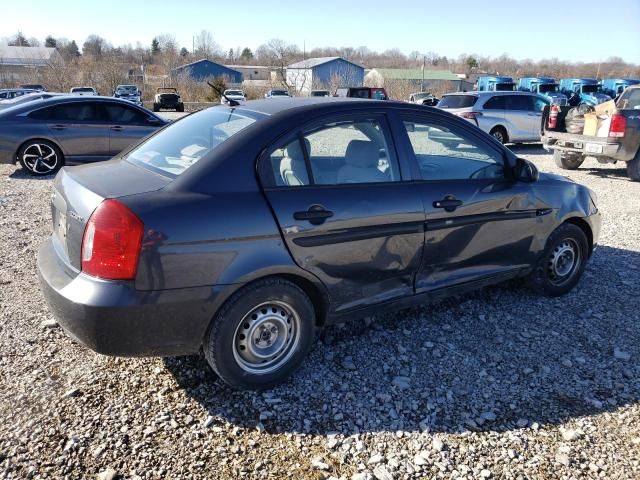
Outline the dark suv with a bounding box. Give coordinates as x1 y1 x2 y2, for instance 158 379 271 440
153 87 184 112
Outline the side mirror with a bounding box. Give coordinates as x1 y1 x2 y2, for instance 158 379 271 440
514 157 539 183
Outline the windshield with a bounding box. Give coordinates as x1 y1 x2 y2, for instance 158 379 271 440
117 86 138 93
538 84 559 93
271 90 288 96
495 83 514 91
413 92 433 99
127 108 259 177
437 95 478 109
581 85 600 93
225 90 243 96
73 88 94 93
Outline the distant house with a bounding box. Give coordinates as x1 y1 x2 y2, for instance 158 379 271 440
171 59 242 84
0 45 62 85
365 68 467 93
286 57 364 94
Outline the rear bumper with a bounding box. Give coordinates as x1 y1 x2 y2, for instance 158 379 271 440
543 135 630 161
37 238 229 357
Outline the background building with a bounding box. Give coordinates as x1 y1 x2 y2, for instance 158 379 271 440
286 57 364 94
171 59 242 84
0 45 61 85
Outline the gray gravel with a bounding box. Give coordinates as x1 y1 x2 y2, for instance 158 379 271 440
1 146 639 479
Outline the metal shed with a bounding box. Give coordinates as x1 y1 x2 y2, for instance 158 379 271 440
286 57 364 94
171 59 242 84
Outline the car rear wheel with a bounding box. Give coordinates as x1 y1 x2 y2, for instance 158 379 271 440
490 127 508 144
554 150 584 170
626 150 640 181
18 140 64 176
153 103 159 112
526 223 588 297
177 104 184 112
203 278 316 389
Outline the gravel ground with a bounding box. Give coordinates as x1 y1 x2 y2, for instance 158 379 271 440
1 146 639 480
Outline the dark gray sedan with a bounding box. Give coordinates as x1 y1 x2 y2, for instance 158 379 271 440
0 96 167 175
38 98 601 389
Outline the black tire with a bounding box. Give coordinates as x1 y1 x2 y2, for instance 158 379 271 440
203 278 317 390
17 139 64 176
626 150 640 181
177 104 184 112
490 126 508 144
553 150 584 170
526 223 589 297
153 103 159 112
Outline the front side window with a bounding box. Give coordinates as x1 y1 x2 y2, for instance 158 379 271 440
402 118 504 181
104 104 148 124
126 108 258 176
268 118 400 186
29 102 103 122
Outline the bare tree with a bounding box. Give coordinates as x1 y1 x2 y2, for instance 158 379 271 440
255 39 302 88
194 30 221 59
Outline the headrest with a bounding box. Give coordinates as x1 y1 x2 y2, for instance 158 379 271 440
345 140 379 168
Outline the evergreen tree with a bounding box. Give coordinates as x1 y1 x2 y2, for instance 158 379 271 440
151 38 160 55
9 31 30 47
44 36 57 48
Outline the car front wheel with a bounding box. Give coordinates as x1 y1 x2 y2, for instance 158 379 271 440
204 278 316 389
18 140 64 176
526 223 588 297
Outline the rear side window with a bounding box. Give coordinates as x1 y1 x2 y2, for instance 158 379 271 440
437 95 478 109
505 95 531 111
267 118 401 186
126 108 258 177
29 102 103 121
482 96 506 110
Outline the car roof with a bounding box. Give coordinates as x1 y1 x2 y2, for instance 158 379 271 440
443 91 538 97
0 95 151 116
235 97 373 116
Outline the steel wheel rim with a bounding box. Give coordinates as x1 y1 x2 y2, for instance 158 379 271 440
548 238 581 285
232 301 301 374
22 143 58 174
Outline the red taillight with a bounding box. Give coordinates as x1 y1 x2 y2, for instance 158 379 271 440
457 111 482 126
608 113 626 138
458 111 483 119
81 199 144 280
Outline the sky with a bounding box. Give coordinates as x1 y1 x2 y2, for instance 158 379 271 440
2 0 639 64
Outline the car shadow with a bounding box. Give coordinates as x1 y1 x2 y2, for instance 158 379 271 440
578 165 631 180
163 245 639 435
508 143 547 156
8 168 56 181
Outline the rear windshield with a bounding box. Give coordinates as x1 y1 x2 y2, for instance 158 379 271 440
127 108 259 177
72 88 94 92
619 88 640 109
438 95 478 109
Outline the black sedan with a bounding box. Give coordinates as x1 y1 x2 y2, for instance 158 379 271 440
0 96 167 175
37 98 601 389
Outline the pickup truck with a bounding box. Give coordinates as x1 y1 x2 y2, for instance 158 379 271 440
541 85 640 180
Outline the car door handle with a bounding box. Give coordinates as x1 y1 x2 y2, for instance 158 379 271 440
433 196 463 212
294 205 334 225
51 124 66 131
110 126 124 131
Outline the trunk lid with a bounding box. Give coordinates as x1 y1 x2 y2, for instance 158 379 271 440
50 159 170 270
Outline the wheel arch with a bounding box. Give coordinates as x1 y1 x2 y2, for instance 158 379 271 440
563 216 594 257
